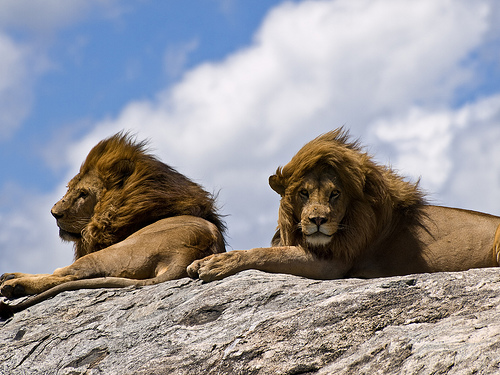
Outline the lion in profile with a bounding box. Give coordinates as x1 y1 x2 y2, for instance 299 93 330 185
1 133 225 318
188 128 500 281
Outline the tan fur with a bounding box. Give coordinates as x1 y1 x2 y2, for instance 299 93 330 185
1 133 225 318
188 128 500 282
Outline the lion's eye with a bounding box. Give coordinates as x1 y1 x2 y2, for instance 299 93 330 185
78 191 88 200
299 190 309 199
330 190 340 200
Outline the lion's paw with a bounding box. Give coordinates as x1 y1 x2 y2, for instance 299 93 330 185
187 251 244 282
0 273 32 298
0 280 26 299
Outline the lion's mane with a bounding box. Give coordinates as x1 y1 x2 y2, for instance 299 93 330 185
71 132 225 259
271 128 426 261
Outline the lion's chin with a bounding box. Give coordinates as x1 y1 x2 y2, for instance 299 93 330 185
59 229 82 242
305 233 333 247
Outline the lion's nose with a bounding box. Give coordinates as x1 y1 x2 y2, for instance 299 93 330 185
309 216 327 226
51 208 63 220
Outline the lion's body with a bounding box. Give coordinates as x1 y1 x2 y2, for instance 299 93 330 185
350 205 499 278
188 129 500 282
1 133 225 318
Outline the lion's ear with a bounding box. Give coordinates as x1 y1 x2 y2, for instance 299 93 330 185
269 175 286 196
107 159 135 188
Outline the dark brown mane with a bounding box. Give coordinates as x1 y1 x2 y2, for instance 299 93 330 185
74 132 225 258
272 127 426 261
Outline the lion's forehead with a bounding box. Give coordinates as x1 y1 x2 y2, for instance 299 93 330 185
67 175 81 190
69 171 103 192
300 176 340 195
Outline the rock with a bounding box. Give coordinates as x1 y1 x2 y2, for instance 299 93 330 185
1 268 500 374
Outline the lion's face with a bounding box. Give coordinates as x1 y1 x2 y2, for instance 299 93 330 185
51 171 104 242
271 167 349 248
293 170 348 247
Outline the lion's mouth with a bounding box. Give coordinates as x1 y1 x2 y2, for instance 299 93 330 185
305 232 333 246
302 223 336 236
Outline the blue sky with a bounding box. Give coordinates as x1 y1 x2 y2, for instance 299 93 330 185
1 1 284 192
1 0 500 275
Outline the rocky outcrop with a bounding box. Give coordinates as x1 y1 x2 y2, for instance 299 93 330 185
1 268 499 374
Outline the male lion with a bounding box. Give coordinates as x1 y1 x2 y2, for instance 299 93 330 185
188 128 500 281
0 133 225 318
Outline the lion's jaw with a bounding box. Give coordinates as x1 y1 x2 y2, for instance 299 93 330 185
51 172 103 242
294 172 348 248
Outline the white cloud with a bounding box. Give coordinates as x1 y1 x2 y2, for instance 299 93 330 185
0 184 71 274
445 95 500 214
372 107 463 191
0 34 33 138
370 95 500 212
1 0 500 274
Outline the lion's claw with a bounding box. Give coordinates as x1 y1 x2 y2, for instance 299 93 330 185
186 260 201 279
0 273 15 283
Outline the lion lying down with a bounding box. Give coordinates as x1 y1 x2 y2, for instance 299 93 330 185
188 128 500 281
0 133 225 319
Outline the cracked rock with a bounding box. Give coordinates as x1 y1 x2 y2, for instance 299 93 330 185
1 268 500 374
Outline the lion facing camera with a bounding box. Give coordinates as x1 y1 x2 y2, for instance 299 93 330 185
1 132 225 318
188 127 500 281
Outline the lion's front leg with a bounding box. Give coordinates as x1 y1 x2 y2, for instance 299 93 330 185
0 246 124 298
0 234 170 299
1 274 77 298
0 272 57 298
187 246 351 282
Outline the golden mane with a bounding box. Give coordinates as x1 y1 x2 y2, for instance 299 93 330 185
72 132 225 259
271 128 426 261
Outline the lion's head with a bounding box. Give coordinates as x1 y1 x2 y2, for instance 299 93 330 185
51 132 225 259
269 128 425 261
51 170 104 243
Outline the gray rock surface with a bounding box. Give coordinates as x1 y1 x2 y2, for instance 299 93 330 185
1 268 499 374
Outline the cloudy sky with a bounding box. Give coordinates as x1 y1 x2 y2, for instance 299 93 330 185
1 0 500 275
